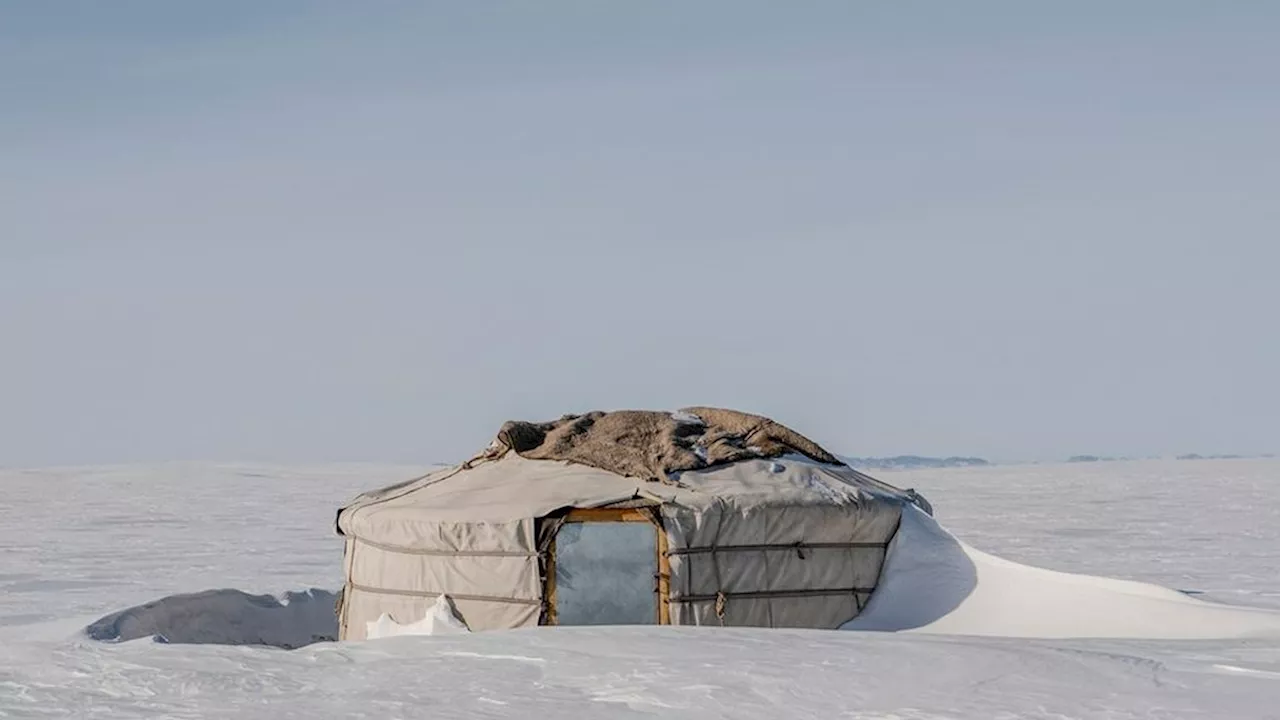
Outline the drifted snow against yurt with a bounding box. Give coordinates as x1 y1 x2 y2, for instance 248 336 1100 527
334 408 931 639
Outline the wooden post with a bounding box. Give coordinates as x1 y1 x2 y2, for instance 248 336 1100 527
544 535 558 626
655 518 671 625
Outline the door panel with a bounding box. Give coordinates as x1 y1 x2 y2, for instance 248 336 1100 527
554 521 657 625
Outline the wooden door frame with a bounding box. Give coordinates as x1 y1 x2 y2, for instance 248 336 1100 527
543 507 672 625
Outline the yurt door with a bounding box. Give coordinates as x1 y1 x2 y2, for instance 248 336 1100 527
548 509 663 625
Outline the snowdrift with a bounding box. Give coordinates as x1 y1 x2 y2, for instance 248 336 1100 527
844 506 1280 639
82 589 475 648
366 594 471 639
85 588 337 649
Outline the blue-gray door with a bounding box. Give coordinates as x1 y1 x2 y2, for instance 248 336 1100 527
555 521 658 625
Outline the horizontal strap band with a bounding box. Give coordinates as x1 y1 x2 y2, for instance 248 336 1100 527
666 542 888 557
354 536 537 558
347 582 541 606
669 587 875 603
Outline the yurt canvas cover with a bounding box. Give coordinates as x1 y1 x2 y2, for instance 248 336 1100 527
335 408 926 639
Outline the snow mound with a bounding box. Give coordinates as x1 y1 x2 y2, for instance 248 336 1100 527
845 506 1280 640
366 594 470 639
84 588 338 649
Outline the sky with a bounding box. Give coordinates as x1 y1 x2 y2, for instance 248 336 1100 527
2 1 1277 467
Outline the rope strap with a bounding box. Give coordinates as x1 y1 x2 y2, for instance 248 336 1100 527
352 536 537 558
346 582 541 606
666 541 888 558
670 587 876 603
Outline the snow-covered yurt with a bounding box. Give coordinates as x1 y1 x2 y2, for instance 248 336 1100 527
334 407 930 640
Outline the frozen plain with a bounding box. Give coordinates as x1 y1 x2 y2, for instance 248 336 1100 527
2 459 1279 719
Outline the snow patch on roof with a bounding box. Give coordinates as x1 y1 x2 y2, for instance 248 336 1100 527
669 411 705 426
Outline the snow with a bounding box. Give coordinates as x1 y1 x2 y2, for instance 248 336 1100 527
890 458 1280 611
670 411 705 426
366 595 470 639
1 459 1279 718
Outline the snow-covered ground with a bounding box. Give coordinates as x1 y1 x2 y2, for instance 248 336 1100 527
2 459 1279 718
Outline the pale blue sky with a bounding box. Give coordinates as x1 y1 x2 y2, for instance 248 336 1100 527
2 2 1277 466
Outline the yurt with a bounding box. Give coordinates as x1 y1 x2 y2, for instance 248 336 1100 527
334 407 930 639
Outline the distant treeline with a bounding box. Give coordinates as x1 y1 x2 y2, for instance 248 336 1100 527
840 455 991 470
1068 453 1273 463
840 453 1275 470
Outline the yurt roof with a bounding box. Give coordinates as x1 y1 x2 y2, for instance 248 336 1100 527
337 408 917 534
